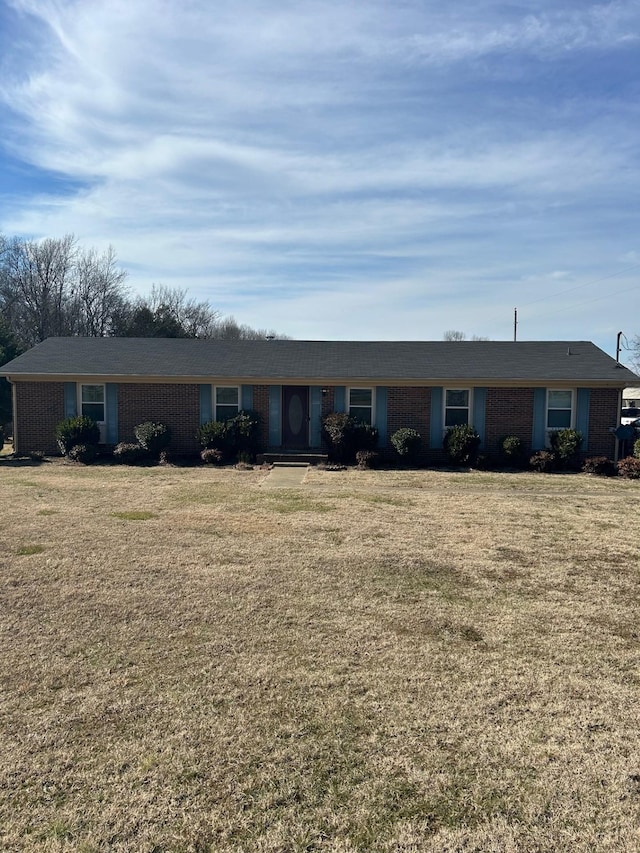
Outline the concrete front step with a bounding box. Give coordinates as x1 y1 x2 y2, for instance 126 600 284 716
257 452 328 465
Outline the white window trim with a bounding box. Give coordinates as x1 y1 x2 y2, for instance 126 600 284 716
347 387 376 426
213 385 240 422
443 387 473 432
545 388 575 445
77 383 106 442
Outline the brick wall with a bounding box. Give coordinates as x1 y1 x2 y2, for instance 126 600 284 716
386 387 430 452
485 388 535 454
587 388 619 457
252 385 271 449
118 383 200 453
14 382 65 454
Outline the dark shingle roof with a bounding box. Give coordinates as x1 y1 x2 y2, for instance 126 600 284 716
1 337 637 384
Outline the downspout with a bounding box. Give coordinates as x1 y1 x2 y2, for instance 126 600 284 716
614 387 622 462
8 377 17 453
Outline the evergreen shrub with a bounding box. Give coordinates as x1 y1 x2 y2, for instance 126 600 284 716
134 421 172 457
390 428 422 465
443 424 481 466
322 412 378 464
68 443 97 464
499 435 527 467
113 442 149 464
55 416 100 456
549 428 583 470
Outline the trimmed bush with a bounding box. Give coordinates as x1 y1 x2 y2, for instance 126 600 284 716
231 410 261 458
201 447 224 465
134 421 172 457
390 428 422 465
113 442 149 464
322 412 378 464
529 450 556 473
68 443 97 464
356 449 379 469
617 456 640 479
443 424 481 466
55 416 100 456
549 428 583 470
582 456 616 477
197 411 261 461
634 438 640 459
499 435 527 468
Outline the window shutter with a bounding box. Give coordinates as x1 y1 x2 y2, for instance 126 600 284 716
429 387 443 449
334 387 346 413
269 386 281 446
576 389 590 448
241 385 253 411
375 387 388 445
64 383 77 418
309 386 322 448
105 384 118 444
472 387 486 448
199 385 212 425
532 388 547 449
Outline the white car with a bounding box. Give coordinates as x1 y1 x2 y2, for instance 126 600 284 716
621 407 640 425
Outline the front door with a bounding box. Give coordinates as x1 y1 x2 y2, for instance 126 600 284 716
282 386 309 448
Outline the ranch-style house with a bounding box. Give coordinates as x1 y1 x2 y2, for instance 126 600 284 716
2 337 638 460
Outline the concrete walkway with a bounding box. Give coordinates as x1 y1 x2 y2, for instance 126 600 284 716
260 463 308 488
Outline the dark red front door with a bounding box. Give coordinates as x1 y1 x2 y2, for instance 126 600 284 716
282 386 309 448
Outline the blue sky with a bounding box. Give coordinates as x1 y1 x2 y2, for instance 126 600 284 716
0 0 639 357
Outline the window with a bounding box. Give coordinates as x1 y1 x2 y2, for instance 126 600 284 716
80 384 105 423
444 389 470 427
349 388 374 425
215 386 240 421
547 389 573 430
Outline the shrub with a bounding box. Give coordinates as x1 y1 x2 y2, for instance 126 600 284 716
472 454 493 470
443 424 481 466
634 438 640 459
499 435 527 467
134 421 172 457
322 412 378 464
201 447 224 465
231 410 261 457
390 428 422 465
55 416 100 456
113 442 149 465
549 428 583 470
356 449 379 469
582 456 616 477
617 456 640 479
529 450 556 473
68 443 97 464
0 423 4 450
197 420 232 452
197 411 261 461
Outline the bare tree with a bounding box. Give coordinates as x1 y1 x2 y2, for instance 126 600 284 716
70 245 129 337
1 234 77 346
443 330 489 341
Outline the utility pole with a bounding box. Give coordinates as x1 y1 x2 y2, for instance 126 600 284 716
513 308 518 342
616 331 623 364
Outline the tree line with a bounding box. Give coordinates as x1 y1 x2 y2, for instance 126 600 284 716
0 233 285 349
0 233 287 425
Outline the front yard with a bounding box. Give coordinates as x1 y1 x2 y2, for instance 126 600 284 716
0 461 638 851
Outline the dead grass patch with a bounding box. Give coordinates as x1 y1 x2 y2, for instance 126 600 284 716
0 465 638 851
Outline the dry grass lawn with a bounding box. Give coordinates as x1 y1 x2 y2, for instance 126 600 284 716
0 459 639 852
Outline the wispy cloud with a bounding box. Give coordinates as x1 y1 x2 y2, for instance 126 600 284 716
0 0 639 353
